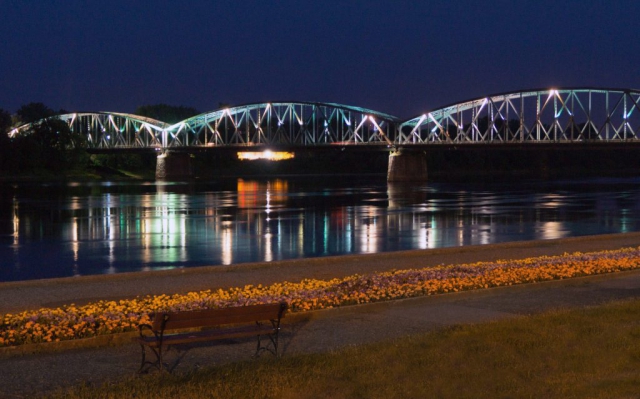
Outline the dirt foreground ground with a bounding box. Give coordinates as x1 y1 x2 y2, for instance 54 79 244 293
2 232 640 397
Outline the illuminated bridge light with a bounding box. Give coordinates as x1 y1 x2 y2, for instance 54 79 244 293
237 151 294 161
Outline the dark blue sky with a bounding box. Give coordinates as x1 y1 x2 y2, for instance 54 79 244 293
2 0 639 119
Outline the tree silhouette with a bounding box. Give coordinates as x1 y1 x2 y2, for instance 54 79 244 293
135 104 200 124
16 102 56 124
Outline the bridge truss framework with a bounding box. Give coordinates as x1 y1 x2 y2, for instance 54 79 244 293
9 102 400 150
166 102 399 148
7 88 640 149
399 88 640 145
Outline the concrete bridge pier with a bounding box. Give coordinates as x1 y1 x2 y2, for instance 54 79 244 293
387 148 428 182
156 151 193 180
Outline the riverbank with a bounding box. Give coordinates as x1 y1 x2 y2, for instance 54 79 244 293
2 232 640 314
2 233 640 397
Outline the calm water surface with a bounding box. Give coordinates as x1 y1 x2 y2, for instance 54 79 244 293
1 176 640 282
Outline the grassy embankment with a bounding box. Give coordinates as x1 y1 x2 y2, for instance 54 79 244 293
49 298 640 399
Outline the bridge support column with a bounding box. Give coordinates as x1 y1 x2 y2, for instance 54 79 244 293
156 151 193 180
387 149 428 182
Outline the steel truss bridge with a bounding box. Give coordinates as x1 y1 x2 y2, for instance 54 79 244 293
8 88 640 149
9 102 399 150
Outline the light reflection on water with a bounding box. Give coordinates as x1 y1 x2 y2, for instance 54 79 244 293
1 176 640 282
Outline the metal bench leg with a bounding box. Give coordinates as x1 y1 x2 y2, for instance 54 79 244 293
137 344 165 374
254 332 281 357
254 318 282 357
157 345 165 371
254 334 263 357
273 331 280 357
268 330 280 357
137 344 147 374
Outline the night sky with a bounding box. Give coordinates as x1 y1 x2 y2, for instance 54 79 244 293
2 0 639 120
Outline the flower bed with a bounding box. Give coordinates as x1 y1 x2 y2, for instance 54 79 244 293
2 247 640 347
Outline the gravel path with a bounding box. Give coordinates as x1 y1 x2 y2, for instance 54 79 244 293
1 232 640 397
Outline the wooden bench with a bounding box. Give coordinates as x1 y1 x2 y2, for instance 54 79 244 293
134 302 287 373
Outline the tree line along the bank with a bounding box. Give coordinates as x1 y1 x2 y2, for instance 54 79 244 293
0 103 199 177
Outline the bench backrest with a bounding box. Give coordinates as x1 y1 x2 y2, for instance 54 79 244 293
151 302 287 332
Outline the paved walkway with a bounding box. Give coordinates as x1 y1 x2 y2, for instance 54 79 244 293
2 233 640 397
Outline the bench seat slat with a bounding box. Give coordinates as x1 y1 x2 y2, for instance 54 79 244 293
161 313 280 331
137 324 276 347
152 304 285 330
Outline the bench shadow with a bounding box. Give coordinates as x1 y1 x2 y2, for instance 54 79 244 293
164 338 247 372
279 315 313 356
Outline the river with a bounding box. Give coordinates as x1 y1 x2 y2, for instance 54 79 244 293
1 176 639 282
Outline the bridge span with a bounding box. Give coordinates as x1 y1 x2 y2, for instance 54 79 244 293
7 88 640 180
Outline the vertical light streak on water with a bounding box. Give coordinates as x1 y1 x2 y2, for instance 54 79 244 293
72 219 78 261
418 221 428 250
277 219 282 260
265 226 273 262
621 209 630 233
105 193 116 273
12 197 19 248
323 212 329 255
480 226 490 245
143 217 151 265
297 217 304 256
345 209 352 253
222 225 232 265
428 215 437 248
457 219 464 246
180 215 187 263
